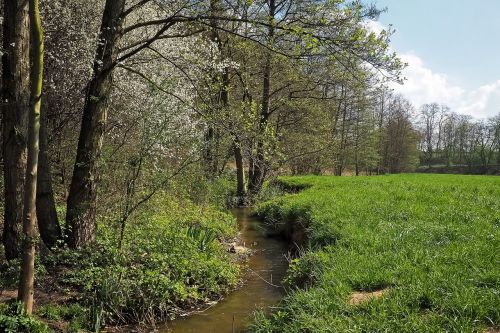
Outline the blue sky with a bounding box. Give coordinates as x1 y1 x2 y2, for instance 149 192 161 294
372 0 500 118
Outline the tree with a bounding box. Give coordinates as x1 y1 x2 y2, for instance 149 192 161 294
381 95 419 173
1 0 30 260
419 103 439 168
247 0 276 195
441 112 458 167
18 0 44 314
65 0 126 248
35 102 62 249
490 114 500 165
34 0 102 249
62 0 403 247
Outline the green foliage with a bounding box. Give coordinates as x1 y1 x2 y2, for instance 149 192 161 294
0 301 49 333
42 193 239 328
0 259 48 289
250 174 500 332
193 176 237 209
37 304 87 333
176 168 238 209
255 180 286 203
0 260 21 288
187 224 218 252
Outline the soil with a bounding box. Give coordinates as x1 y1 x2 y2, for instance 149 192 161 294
349 289 388 306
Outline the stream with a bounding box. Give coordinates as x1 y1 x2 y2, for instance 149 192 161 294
159 208 289 333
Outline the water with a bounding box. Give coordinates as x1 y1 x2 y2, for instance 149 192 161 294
159 208 289 333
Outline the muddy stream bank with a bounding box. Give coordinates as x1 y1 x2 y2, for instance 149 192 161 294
159 208 289 333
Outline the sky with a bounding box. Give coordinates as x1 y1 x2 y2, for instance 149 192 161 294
372 0 500 119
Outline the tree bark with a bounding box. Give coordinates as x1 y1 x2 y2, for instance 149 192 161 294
233 139 246 205
65 0 125 248
1 0 30 260
18 0 44 314
335 103 348 176
36 103 61 249
248 0 275 195
203 0 225 179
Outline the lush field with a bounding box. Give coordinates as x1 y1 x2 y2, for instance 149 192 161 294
250 174 500 332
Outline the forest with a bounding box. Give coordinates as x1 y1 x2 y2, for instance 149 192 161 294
0 0 499 332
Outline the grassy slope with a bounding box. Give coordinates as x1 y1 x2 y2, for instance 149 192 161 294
251 174 499 333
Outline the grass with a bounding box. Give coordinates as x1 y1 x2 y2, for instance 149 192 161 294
249 174 500 333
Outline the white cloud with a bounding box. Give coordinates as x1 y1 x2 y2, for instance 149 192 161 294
391 53 500 120
364 19 386 35
456 80 500 118
365 20 500 120
391 53 464 110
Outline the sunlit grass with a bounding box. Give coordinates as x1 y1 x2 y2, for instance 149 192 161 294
250 174 500 332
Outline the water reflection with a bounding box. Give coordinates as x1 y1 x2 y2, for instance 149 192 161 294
160 208 288 333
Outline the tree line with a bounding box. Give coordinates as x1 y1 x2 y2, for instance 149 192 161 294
3 0 496 316
418 103 500 170
0 0 401 313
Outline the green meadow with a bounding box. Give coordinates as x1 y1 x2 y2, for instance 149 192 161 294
250 174 500 332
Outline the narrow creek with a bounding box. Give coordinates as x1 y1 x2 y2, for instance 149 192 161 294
160 208 289 333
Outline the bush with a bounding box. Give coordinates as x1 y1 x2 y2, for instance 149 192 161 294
0 301 49 333
42 192 239 329
37 304 87 333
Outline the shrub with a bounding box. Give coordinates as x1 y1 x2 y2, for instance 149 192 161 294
0 301 49 333
41 192 239 329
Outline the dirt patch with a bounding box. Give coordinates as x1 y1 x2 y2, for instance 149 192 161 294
0 288 78 332
0 289 17 302
0 288 79 308
485 328 500 333
349 289 388 306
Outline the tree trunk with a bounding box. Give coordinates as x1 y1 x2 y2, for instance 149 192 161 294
202 0 224 180
18 0 43 314
65 0 125 248
234 139 246 205
203 127 217 178
247 59 270 194
36 104 61 249
248 0 275 195
335 103 348 176
1 0 30 260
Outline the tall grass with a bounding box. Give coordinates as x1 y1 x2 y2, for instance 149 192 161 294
250 174 500 332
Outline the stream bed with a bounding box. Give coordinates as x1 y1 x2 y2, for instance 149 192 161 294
159 208 289 333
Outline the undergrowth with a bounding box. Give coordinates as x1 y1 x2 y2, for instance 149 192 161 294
0 301 49 333
1 191 239 332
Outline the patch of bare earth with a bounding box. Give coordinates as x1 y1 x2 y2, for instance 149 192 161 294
1 288 79 332
0 288 78 306
485 328 500 333
0 289 18 303
349 289 388 306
